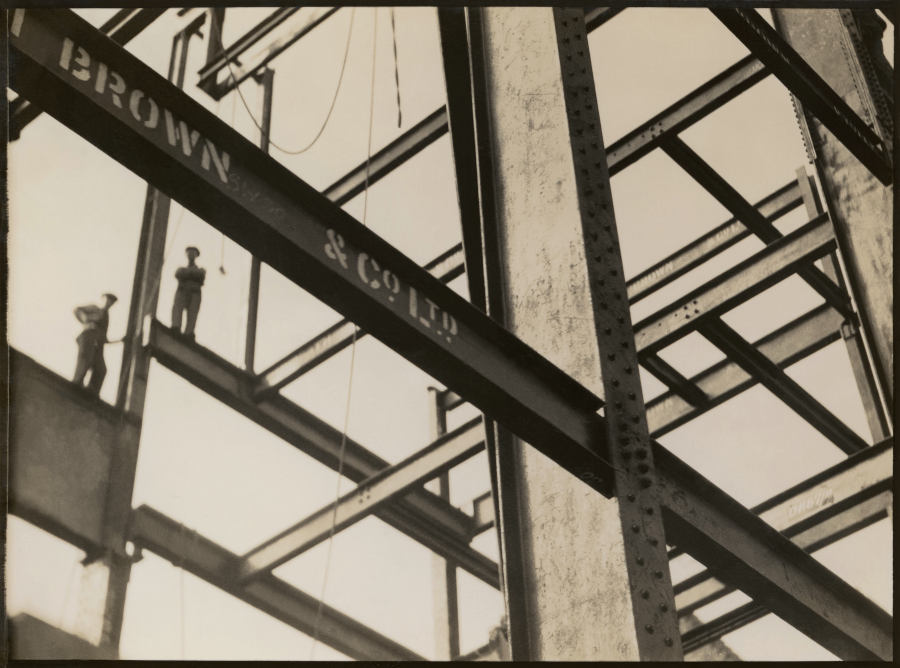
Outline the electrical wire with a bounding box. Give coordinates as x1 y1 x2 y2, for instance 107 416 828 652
389 8 402 128
308 7 379 660
212 7 357 156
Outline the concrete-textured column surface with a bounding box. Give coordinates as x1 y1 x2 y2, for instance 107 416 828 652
773 9 893 408
477 8 679 660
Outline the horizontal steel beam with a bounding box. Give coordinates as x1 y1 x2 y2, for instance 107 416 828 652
128 505 423 660
254 242 464 399
633 214 835 355
698 317 869 454
15 14 892 658
647 303 843 436
655 445 893 660
198 7 340 99
627 179 802 304
660 136 852 319
10 9 614 503
9 7 167 140
196 7 299 88
641 353 707 407
674 438 892 616
239 418 485 580
147 320 499 588
711 7 892 184
258 176 804 397
682 485 892 650
606 55 769 176
322 106 450 206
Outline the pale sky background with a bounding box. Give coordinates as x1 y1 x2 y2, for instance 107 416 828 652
6 6 893 661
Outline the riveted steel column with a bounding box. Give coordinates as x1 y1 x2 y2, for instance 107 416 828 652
553 8 681 658
427 387 460 660
474 7 680 659
773 9 894 412
82 19 203 652
244 67 274 373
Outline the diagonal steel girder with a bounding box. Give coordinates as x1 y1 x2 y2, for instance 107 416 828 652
128 505 424 661
147 320 499 589
9 10 892 659
711 7 892 185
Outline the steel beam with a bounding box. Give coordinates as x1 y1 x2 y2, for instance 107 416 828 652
698 317 868 454
674 439 892 616
641 353 707 407
584 7 625 31
322 106 450 207
238 418 484 580
147 320 499 588
10 9 614 504
647 303 842 436
626 179 802 304
655 445 893 660
13 13 892 659
606 55 769 176
128 505 423 661
253 243 464 399
711 7 891 184
9 8 167 140
633 214 835 354
660 136 851 319
198 7 340 100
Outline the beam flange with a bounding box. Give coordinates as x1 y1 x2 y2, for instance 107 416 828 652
128 505 424 661
674 439 892 616
647 303 843 436
238 418 484 581
147 320 499 588
656 445 893 661
634 214 835 354
711 7 891 184
697 317 868 454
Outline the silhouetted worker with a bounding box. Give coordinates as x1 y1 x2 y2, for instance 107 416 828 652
171 246 206 340
73 292 119 395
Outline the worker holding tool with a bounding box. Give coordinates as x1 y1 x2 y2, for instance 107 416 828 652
171 245 206 340
73 292 122 395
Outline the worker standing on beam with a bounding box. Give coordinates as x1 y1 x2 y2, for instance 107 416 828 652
171 245 206 340
73 292 121 394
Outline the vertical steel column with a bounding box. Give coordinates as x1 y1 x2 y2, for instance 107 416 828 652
773 9 894 410
82 19 204 652
795 168 891 441
244 68 274 372
469 7 681 659
551 9 681 658
427 387 460 660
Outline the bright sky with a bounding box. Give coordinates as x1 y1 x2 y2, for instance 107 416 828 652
6 6 893 661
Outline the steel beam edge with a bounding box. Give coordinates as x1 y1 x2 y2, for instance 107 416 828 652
237 417 485 581
672 439 892 616
145 320 499 588
655 443 893 661
127 505 424 661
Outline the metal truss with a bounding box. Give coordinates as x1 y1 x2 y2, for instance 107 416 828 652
7 6 892 661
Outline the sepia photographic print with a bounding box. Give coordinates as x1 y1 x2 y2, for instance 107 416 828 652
4 3 894 661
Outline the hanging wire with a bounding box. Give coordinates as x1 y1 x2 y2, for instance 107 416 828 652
211 7 357 156
389 8 402 128
308 7 380 660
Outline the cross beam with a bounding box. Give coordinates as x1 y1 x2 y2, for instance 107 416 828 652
10 10 892 659
128 505 424 661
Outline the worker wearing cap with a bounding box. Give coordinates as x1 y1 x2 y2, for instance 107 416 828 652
73 292 120 394
171 246 206 340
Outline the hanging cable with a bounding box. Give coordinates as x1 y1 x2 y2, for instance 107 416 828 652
308 7 380 661
211 7 357 156
389 8 402 128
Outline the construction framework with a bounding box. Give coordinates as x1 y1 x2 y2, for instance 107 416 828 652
5 5 893 661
